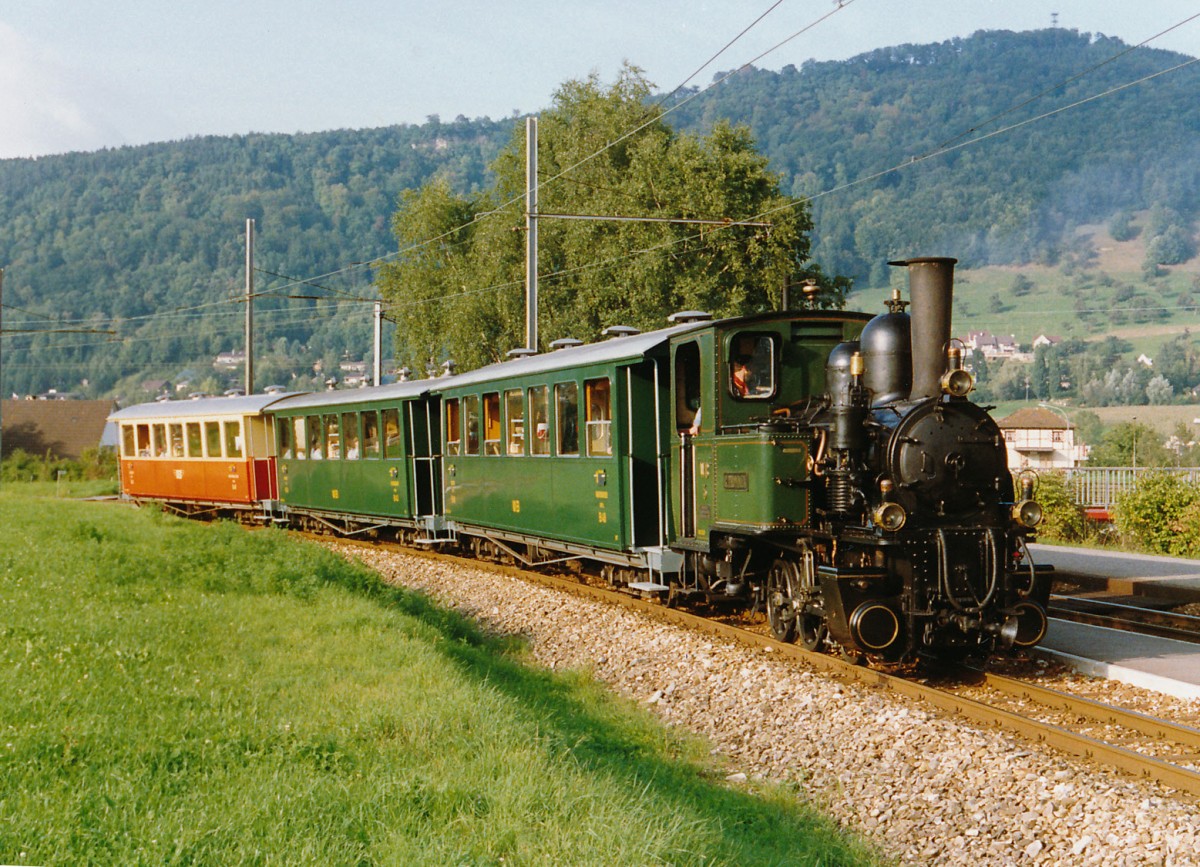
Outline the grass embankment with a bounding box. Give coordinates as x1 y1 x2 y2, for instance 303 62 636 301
0 492 876 865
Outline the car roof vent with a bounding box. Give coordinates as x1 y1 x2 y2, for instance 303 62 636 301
667 310 712 324
440 360 457 377
601 325 641 338
506 348 538 359
549 338 584 350
396 366 412 382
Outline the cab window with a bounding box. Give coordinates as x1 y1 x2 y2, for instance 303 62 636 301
483 392 501 455
445 398 461 456
505 390 524 455
362 411 380 459
529 386 549 456
728 333 777 400
555 383 579 456
585 378 612 457
206 421 223 457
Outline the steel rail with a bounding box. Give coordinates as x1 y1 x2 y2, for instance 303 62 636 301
1049 596 1200 645
976 670 1200 751
321 534 1200 797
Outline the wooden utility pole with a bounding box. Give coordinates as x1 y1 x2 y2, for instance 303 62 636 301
525 117 538 352
245 218 255 394
373 300 383 386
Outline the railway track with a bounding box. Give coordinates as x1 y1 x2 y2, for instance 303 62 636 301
1048 593 1200 645
324 533 1200 798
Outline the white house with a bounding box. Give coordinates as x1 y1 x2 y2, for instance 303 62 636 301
996 406 1089 470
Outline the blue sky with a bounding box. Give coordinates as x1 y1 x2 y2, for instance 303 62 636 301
1 1 1197 159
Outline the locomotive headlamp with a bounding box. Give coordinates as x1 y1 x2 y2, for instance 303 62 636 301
873 501 907 532
940 346 974 396
941 368 974 397
1012 499 1043 528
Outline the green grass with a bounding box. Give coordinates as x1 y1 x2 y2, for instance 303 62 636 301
0 493 877 866
0 478 118 499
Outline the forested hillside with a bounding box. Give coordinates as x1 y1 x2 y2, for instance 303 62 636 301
668 28 1200 283
0 120 511 398
0 28 1197 400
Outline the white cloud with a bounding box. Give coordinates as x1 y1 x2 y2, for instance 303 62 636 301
0 20 123 158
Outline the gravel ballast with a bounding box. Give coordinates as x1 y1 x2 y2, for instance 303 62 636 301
336 543 1200 866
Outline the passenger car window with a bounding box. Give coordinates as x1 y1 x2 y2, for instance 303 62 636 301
383 409 402 459
293 417 307 460
555 383 579 456
728 333 777 400
464 396 480 456
529 386 549 456
362 411 380 459
207 421 223 457
121 425 135 458
445 399 461 456
277 417 292 459
585 378 612 457
483 392 501 456
169 424 185 458
136 424 151 457
306 415 323 459
342 412 359 459
152 424 167 457
505 390 524 455
325 415 341 459
225 421 243 458
186 422 202 458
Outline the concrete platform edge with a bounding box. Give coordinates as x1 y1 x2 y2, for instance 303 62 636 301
1034 647 1200 702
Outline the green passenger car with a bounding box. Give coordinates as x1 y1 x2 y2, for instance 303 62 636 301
269 381 442 527
436 326 703 566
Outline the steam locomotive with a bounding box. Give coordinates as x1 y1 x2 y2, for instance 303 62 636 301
111 256 1051 665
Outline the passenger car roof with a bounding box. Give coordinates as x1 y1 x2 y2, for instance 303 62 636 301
109 392 304 422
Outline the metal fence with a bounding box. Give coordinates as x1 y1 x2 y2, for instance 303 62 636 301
1058 467 1200 508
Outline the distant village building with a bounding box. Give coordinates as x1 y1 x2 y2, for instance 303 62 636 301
1137 353 1154 367
996 407 1089 470
1 399 117 460
213 350 246 371
961 330 1028 361
1032 334 1062 348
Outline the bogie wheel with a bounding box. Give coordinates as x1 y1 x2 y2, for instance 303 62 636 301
766 559 799 642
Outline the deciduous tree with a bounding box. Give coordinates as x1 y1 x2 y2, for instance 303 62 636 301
377 66 846 371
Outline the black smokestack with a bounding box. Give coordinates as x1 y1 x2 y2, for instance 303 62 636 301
888 257 957 401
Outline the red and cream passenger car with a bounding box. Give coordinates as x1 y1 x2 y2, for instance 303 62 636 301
109 394 298 512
